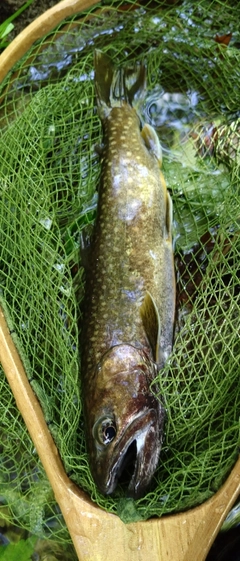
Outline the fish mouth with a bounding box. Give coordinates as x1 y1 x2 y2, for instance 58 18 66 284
100 408 161 498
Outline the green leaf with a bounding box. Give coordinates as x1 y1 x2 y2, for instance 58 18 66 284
0 23 14 40
0 0 35 46
0 537 37 561
0 0 35 27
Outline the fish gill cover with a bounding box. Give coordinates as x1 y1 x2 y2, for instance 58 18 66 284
0 0 239 539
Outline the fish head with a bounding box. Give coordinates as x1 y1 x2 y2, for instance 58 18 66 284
86 343 164 498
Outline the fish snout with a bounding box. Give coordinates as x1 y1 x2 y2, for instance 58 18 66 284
93 406 164 498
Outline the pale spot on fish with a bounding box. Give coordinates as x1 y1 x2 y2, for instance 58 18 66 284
149 250 157 260
113 174 122 193
138 164 150 177
126 151 132 157
118 198 142 221
127 189 134 197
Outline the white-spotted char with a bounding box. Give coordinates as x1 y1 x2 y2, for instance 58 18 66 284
81 51 175 497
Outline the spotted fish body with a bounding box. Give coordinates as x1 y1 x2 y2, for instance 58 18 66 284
81 51 175 497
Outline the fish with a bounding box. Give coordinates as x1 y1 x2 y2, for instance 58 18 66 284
80 50 175 498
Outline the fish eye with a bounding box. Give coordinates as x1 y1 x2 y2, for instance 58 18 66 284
93 416 117 446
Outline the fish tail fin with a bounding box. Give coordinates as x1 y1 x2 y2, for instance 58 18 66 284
94 50 146 119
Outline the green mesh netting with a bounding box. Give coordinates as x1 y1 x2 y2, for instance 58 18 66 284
0 0 239 540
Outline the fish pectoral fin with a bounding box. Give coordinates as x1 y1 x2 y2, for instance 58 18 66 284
141 123 162 166
165 190 173 243
140 292 161 363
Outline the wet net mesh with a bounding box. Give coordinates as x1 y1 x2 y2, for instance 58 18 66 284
0 0 239 540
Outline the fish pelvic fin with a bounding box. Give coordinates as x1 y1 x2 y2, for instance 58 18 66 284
94 50 146 120
140 292 161 365
165 190 173 244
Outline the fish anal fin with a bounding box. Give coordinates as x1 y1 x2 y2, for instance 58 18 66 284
141 123 162 165
140 292 161 364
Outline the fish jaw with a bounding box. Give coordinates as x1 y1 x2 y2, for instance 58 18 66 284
87 344 164 498
100 408 163 498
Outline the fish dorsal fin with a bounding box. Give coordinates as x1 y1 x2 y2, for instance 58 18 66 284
140 292 161 364
141 123 162 165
